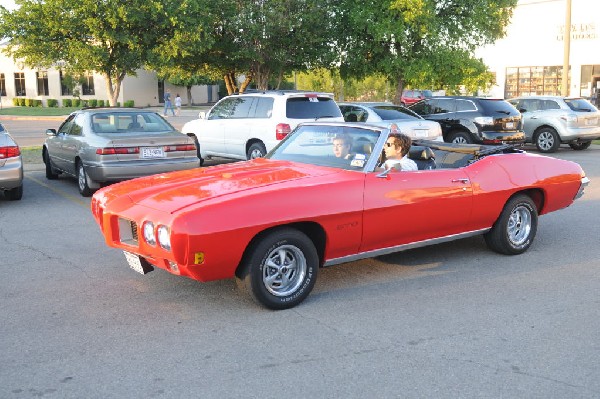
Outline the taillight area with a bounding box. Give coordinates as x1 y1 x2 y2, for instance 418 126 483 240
0 146 21 159
96 147 140 155
276 123 291 140
164 144 196 152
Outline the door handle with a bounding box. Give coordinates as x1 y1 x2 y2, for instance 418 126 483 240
451 178 469 184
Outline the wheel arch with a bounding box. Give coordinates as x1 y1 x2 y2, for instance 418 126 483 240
235 221 327 279
246 138 266 154
509 188 545 215
533 124 560 140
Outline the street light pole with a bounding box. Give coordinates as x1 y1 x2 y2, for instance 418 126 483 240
562 0 572 96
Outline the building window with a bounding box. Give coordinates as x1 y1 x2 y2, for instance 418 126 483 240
505 66 569 98
37 71 49 96
0 73 6 96
82 73 95 95
60 71 73 96
14 72 26 96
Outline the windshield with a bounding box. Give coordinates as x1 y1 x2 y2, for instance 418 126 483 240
372 106 420 120
92 112 173 133
565 98 598 112
268 124 381 171
479 99 520 116
286 96 343 119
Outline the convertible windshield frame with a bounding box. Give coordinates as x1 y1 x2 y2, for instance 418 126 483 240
267 122 388 172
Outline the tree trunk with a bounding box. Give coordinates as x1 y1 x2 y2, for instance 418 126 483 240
239 72 253 93
104 72 125 106
393 79 405 105
224 73 237 95
186 85 193 106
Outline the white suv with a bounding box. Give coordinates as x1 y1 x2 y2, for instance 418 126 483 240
182 91 344 164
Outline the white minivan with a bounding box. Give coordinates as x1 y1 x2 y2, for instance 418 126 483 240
181 91 344 164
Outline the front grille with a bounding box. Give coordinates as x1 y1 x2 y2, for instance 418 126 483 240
118 218 138 246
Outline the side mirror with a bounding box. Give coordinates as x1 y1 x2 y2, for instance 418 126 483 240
199 111 206 119
46 128 57 136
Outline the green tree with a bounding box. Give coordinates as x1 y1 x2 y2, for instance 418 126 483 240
336 0 517 103
0 0 196 106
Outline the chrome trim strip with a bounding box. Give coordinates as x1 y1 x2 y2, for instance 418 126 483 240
574 176 590 200
323 228 490 267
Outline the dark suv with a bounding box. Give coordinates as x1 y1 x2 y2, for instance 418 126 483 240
409 96 525 145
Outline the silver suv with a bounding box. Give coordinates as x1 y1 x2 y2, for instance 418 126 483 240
181 91 344 164
508 96 600 152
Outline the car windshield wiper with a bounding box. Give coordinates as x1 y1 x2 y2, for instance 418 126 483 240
496 110 511 115
315 115 336 120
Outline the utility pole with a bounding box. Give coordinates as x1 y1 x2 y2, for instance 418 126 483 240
561 0 572 96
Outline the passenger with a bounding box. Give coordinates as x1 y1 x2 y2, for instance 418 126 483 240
332 134 354 159
382 133 418 171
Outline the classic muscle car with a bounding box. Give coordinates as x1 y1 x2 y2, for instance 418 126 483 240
91 122 589 309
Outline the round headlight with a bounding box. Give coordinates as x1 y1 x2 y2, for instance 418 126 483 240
157 225 171 251
142 221 156 245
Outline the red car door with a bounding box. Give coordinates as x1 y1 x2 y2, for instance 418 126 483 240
360 168 473 253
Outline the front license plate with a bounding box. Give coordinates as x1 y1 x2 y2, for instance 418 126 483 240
140 147 165 159
123 251 147 274
505 122 514 129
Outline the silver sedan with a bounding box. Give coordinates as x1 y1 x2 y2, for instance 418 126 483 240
0 123 24 201
338 102 443 142
43 108 200 196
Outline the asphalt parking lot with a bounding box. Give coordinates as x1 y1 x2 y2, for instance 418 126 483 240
1 138 599 397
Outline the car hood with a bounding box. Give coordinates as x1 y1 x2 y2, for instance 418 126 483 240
98 158 337 213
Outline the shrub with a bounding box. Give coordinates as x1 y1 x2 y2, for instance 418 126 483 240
97 99 105 107
89 99 98 107
47 99 59 107
34 99 43 107
124 100 135 108
81 100 89 107
73 99 81 107
19 98 26 106
116 102 121 107
25 98 34 107
12 98 20 106
63 99 72 107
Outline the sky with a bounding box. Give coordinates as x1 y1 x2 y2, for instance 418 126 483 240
1 0 17 11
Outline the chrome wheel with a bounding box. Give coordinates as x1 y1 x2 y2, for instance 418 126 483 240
507 205 532 246
262 245 307 297
250 148 263 159
537 131 554 151
452 136 468 144
78 164 87 191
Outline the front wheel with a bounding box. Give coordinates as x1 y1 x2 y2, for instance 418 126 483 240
43 149 59 180
534 128 560 153
236 228 319 310
5 185 23 201
568 140 592 151
484 194 538 255
247 142 267 160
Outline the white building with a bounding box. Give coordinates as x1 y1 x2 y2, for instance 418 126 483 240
477 0 600 99
0 44 219 108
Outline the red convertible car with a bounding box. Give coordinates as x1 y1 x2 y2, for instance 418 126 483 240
91 122 589 309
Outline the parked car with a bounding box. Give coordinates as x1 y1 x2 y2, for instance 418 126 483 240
400 89 433 106
338 102 443 141
181 91 344 163
91 121 588 310
0 123 23 201
507 96 600 153
43 108 199 197
409 96 525 145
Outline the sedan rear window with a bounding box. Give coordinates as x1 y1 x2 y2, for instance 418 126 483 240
286 97 342 119
478 99 519 116
564 98 598 112
372 106 418 120
92 112 172 133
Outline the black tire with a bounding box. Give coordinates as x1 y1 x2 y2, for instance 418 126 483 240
5 185 23 201
534 127 560 153
448 131 473 144
189 135 205 166
484 194 538 255
236 228 319 310
568 140 592 151
247 142 267 160
43 149 59 180
77 161 94 197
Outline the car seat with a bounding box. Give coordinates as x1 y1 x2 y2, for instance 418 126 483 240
408 146 437 170
346 113 358 122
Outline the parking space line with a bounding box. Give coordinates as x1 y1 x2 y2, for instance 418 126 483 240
26 175 90 208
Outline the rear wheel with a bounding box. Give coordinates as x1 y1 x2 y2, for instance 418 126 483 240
448 131 473 144
77 161 94 197
5 185 23 201
236 228 319 310
568 140 592 151
247 142 267 160
484 194 538 255
534 127 560 153
189 135 204 166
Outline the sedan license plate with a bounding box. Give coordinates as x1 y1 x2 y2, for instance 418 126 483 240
140 147 165 159
123 250 149 274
